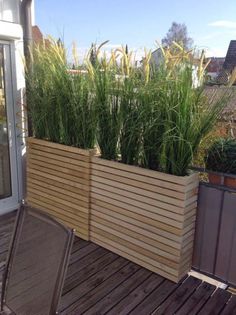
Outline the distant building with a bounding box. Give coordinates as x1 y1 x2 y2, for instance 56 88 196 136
150 48 164 67
216 40 236 85
32 25 50 47
32 25 43 44
148 47 206 87
206 57 225 80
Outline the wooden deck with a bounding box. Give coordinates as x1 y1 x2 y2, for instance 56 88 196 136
0 211 235 315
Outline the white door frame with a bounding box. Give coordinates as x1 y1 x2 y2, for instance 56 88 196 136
0 41 19 214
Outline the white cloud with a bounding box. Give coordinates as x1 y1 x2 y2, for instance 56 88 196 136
198 32 224 41
209 20 236 29
205 47 226 58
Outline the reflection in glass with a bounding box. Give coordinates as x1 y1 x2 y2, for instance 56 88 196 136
0 45 11 199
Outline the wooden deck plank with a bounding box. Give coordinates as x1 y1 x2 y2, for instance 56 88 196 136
0 221 15 235
152 276 202 314
82 268 151 315
0 238 12 252
60 256 129 312
63 251 119 294
68 243 98 265
221 295 236 315
128 279 179 315
0 211 16 225
0 211 235 315
65 246 108 279
175 282 216 315
62 262 141 315
70 238 88 253
197 288 232 315
106 273 164 315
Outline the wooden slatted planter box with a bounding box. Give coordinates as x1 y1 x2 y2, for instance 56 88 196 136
26 137 94 241
90 157 199 282
26 138 199 282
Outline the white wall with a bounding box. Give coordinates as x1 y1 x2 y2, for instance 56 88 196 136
0 0 20 23
31 0 35 25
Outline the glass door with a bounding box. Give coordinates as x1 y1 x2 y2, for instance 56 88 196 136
0 43 18 213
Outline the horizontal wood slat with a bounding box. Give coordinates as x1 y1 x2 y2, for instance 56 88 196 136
90 227 179 277
91 201 183 240
27 138 93 241
28 158 90 180
92 173 188 200
27 195 88 222
27 169 90 192
27 198 88 240
27 173 89 198
28 154 90 175
90 233 178 282
92 157 198 186
28 162 89 186
27 178 89 203
27 198 88 229
91 188 195 219
91 157 199 282
90 213 181 257
27 137 95 156
28 148 90 169
92 179 197 208
27 186 89 211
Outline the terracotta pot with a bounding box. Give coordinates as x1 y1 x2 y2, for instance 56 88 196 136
224 176 236 189
208 173 224 185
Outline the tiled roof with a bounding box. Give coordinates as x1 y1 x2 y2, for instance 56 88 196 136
204 86 236 119
32 25 51 48
206 57 225 73
32 25 43 44
216 69 230 84
217 41 236 84
223 40 236 71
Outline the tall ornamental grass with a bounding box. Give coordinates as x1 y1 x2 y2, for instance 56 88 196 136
26 38 96 149
120 75 142 165
160 64 226 175
87 54 122 160
27 39 228 176
140 66 167 170
118 48 143 165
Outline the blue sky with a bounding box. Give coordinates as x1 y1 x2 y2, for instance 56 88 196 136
35 0 236 59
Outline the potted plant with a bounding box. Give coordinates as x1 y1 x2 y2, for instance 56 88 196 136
205 139 226 185
26 40 227 282
224 140 236 188
26 39 97 241
205 138 236 188
89 45 226 282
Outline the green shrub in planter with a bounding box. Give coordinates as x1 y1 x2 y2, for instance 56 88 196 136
205 138 236 174
26 39 97 149
27 39 228 176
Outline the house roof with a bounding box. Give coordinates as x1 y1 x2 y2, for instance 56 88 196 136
206 57 225 73
32 25 43 44
216 41 236 84
32 25 51 47
204 86 236 120
223 40 236 71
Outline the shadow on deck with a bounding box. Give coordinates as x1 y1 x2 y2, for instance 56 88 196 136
0 211 235 315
